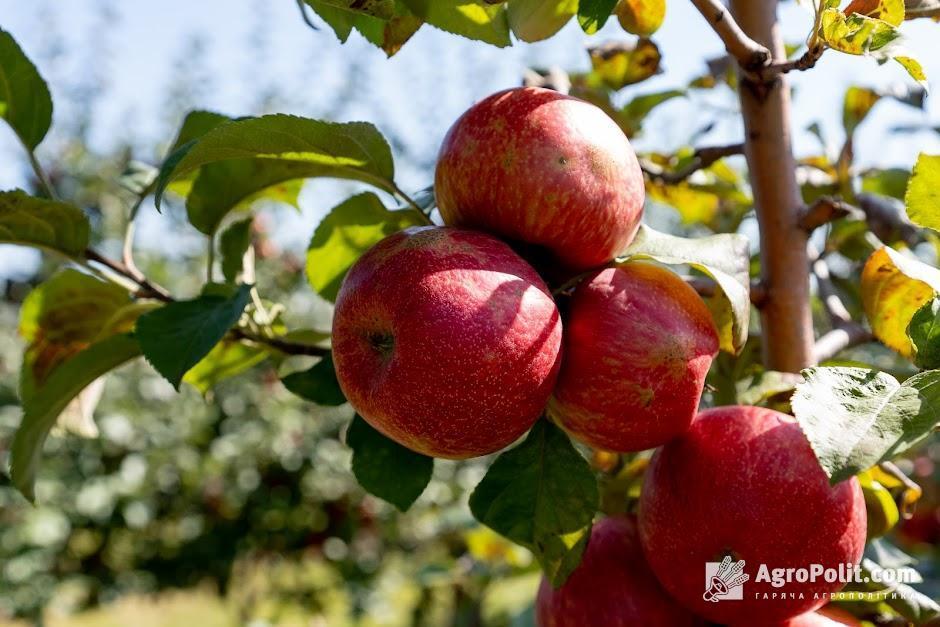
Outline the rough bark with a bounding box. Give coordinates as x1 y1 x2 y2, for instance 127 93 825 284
729 0 815 372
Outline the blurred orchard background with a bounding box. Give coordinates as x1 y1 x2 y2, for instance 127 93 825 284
1 0 940 625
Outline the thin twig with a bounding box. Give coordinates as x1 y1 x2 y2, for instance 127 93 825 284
296 0 319 30
751 45 825 82
689 0 771 70
23 143 60 201
683 276 767 307
641 142 745 185
856 193 920 247
85 248 173 301
391 182 434 225
810 253 852 325
122 179 157 282
799 196 860 232
232 328 329 357
809 245 874 361
207 234 216 283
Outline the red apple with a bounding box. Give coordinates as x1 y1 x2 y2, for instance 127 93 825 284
639 405 867 625
536 515 704 627
780 605 861 626
332 226 562 459
435 87 645 272
548 263 718 452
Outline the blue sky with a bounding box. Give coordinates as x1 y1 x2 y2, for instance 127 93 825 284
0 0 938 274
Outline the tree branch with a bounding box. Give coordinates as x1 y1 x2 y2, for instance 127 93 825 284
84 248 173 302
809 246 874 362
856 192 920 247
683 276 767 307
232 328 329 357
641 142 744 184
813 322 874 363
799 196 860 232
690 0 771 70
731 0 816 372
752 45 825 81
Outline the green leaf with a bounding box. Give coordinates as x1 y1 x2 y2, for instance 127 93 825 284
0 28 53 149
136 284 252 390
908 296 940 369
155 114 397 209
304 1 423 56
281 353 347 406
315 0 396 19
346 414 433 511
186 160 304 235
507 0 577 42
306 192 425 302
792 366 940 484
170 110 230 153
469 420 598 584
182 339 268 394
861 168 909 199
578 0 618 34
11 334 141 501
618 89 684 137
617 224 751 353
735 370 802 406
219 218 253 283
401 0 511 46
0 190 89 257
904 153 940 232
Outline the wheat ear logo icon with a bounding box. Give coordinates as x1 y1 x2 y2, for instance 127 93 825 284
703 556 750 602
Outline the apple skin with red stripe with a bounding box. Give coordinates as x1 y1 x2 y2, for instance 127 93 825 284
435 87 645 273
535 515 704 627
639 405 867 625
548 263 719 452
332 226 562 459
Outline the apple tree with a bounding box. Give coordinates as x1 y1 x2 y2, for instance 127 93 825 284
3 0 940 623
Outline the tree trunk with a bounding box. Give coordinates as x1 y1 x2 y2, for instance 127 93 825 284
729 0 815 373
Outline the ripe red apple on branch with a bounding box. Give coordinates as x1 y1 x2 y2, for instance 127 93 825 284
639 405 867 625
535 515 703 626
435 86 645 272
332 226 562 458
549 263 719 452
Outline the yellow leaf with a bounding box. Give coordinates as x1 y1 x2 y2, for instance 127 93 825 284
615 0 666 36
465 526 532 567
905 153 940 232
646 181 719 225
894 55 929 89
858 468 901 537
820 8 900 55
844 0 905 25
507 0 578 42
843 86 881 134
861 246 940 357
587 39 662 90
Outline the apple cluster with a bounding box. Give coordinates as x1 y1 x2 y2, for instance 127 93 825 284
331 88 867 625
